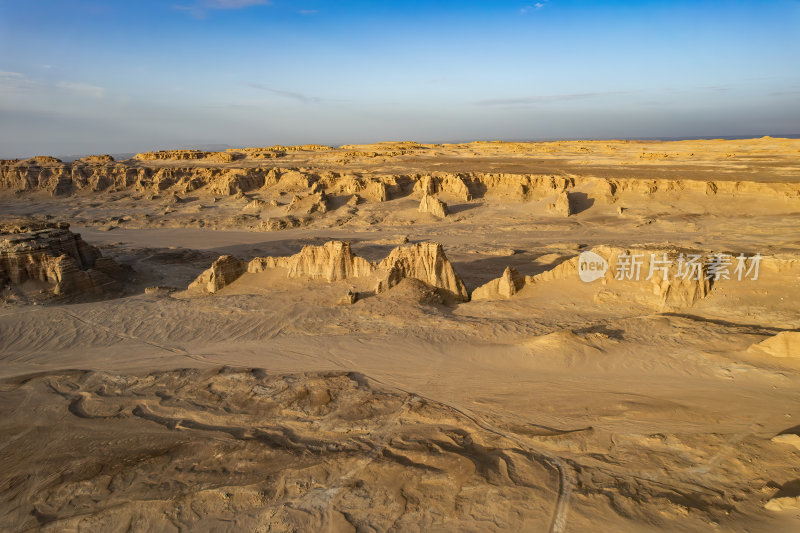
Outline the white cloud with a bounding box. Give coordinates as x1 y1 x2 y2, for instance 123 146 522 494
520 1 547 14
0 70 24 78
56 81 106 99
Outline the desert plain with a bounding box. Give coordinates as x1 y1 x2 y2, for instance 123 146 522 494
1 137 799 532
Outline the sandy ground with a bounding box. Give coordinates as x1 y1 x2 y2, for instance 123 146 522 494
1 139 800 532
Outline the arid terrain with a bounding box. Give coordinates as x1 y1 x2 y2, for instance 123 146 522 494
1 138 800 532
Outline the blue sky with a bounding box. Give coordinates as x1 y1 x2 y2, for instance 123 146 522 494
0 0 798 156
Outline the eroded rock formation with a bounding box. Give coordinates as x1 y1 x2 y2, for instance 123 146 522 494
548 191 573 216
419 194 448 218
375 242 468 301
284 241 373 281
0 222 127 298
188 240 468 302
188 255 245 294
528 246 713 309
471 267 524 300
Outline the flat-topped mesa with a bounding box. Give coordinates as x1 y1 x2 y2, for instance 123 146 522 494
78 155 115 164
134 150 236 161
0 222 126 298
376 242 469 302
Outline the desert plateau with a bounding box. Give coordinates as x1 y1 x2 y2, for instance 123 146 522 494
2 1 799 531
1 138 799 532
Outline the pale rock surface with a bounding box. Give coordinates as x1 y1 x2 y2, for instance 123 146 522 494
419 194 448 218
364 181 388 202
246 242 373 282
440 174 472 201
413 175 436 197
376 242 468 301
527 245 712 309
188 255 245 294
548 191 573 216
286 241 373 281
287 192 328 215
471 266 524 300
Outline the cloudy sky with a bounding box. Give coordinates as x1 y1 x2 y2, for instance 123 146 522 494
0 0 798 157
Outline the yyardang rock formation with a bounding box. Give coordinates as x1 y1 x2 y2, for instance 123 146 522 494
375 242 469 302
0 222 127 299
187 255 246 294
188 240 468 302
471 266 524 300
419 194 448 218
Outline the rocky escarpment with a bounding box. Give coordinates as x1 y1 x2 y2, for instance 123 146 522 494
0 222 128 299
5 155 799 209
189 240 468 302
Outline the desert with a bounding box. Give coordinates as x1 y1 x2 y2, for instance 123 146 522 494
1 138 800 532
2 0 799 531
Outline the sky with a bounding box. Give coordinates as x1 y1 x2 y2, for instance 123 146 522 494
0 0 798 157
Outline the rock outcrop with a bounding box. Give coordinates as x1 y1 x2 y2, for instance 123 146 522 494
419 194 448 218
413 175 436 197
188 255 246 294
3 148 799 215
188 240 468 302
440 174 472 201
528 246 713 309
376 242 468 301
0 222 127 298
412 174 471 201
471 267 524 300
287 192 328 215
364 181 388 202
134 150 237 162
284 241 373 281
79 155 115 163
548 191 573 216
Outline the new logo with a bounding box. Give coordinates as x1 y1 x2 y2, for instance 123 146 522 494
578 251 608 282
